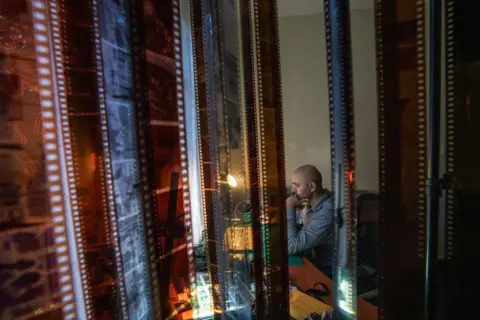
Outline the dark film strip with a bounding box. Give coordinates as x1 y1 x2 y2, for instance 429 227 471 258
443 0 456 319
375 0 427 319
444 1 480 318
251 0 289 317
59 0 122 318
323 0 357 318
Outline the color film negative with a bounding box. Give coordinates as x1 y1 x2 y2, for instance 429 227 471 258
251 0 290 317
135 0 197 319
59 0 123 318
444 1 480 318
0 1 79 318
375 0 427 318
323 1 357 318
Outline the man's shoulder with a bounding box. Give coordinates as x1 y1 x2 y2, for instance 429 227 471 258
312 192 334 215
310 196 334 226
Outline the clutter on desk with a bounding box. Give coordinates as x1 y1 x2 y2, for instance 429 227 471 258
289 289 332 320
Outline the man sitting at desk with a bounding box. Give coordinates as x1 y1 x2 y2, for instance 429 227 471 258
286 165 334 276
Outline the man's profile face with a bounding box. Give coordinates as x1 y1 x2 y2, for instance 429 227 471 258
291 172 312 200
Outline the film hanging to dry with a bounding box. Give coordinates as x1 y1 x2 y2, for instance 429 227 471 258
375 0 427 318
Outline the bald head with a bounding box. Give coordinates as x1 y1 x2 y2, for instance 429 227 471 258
294 165 322 186
291 165 323 200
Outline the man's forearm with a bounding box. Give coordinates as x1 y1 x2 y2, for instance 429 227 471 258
287 207 303 254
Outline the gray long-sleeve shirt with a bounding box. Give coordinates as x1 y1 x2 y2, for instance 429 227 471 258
287 191 334 269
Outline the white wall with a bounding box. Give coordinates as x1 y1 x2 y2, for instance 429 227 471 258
279 9 378 192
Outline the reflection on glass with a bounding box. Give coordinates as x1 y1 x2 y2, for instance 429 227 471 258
191 0 253 318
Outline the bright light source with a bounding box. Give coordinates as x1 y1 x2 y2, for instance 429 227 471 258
227 174 237 188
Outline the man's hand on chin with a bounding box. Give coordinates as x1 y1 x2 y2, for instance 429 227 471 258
286 195 302 209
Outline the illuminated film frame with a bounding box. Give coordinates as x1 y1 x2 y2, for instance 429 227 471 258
375 0 427 318
32 1 84 318
323 0 357 318
0 0 81 318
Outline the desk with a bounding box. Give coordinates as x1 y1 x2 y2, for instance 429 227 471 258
289 258 378 320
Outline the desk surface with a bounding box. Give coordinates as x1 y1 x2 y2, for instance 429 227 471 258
289 258 378 320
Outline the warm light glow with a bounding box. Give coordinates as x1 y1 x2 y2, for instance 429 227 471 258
227 174 237 188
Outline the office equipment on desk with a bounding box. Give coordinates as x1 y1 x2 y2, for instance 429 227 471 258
289 289 332 320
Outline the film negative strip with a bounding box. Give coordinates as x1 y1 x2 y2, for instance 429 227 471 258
59 0 125 318
250 0 290 317
128 0 163 317
0 0 79 318
443 1 480 318
323 1 357 318
443 0 456 318
91 0 155 318
238 0 266 316
375 0 427 318
193 0 255 317
135 0 197 319
190 0 221 316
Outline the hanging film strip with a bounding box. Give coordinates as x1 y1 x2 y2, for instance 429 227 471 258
59 0 124 318
132 0 197 319
192 0 256 317
0 0 79 318
91 0 156 318
190 0 220 317
128 0 164 317
190 0 224 314
250 0 290 317
375 0 427 318
444 1 480 318
323 0 357 318
238 0 266 316
443 0 456 318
